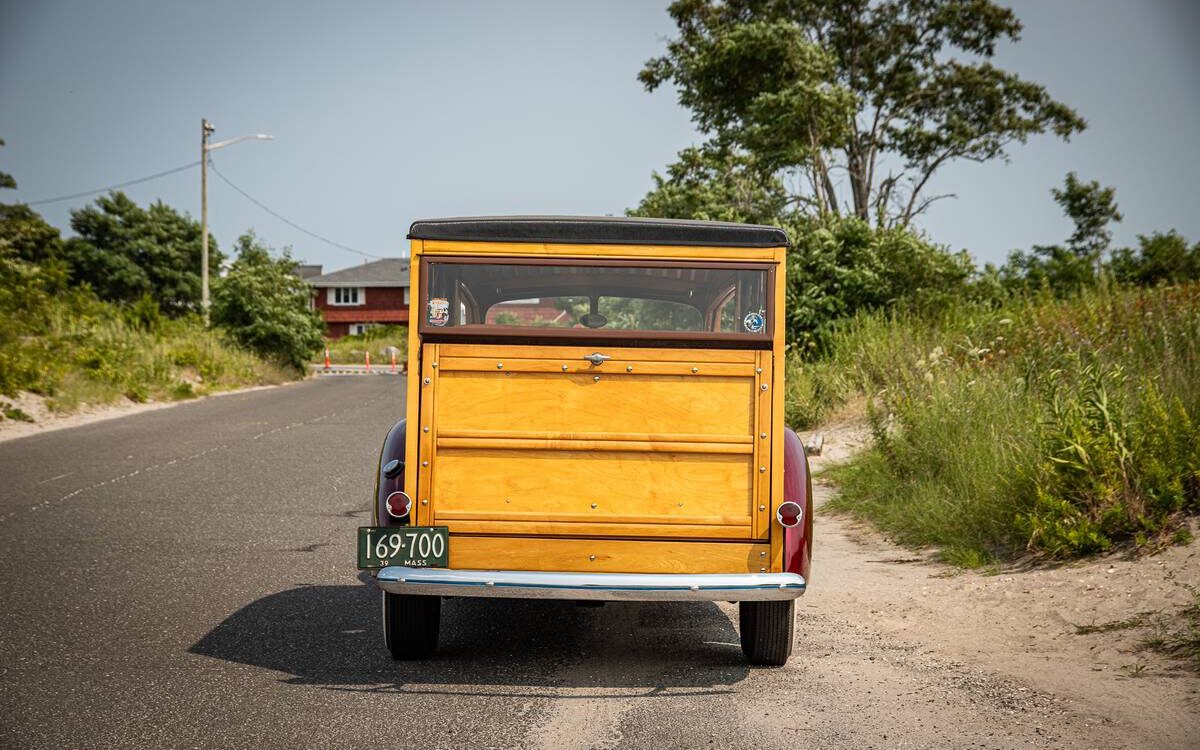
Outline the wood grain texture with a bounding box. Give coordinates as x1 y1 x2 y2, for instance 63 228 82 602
436 437 752 454
448 535 771 574
435 520 757 539
437 343 757 363
437 371 754 437
430 447 753 525
402 239 790 572
420 239 779 262
437 357 754 377
403 240 424 522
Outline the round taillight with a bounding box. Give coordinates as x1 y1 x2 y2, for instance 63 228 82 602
776 501 803 528
385 491 412 519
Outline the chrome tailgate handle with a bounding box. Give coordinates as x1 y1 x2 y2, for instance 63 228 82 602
583 352 611 366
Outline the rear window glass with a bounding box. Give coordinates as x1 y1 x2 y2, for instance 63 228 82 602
421 260 771 339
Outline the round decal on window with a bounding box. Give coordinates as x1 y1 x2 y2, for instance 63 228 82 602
743 311 765 333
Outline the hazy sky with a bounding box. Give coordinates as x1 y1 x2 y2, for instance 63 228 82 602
2 1 1197 270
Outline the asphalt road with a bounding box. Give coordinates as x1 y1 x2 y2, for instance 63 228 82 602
0 377 1153 749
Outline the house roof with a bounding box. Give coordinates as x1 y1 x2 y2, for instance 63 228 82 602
407 216 788 248
307 258 410 287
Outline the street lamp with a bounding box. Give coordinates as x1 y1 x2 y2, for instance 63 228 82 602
200 118 273 322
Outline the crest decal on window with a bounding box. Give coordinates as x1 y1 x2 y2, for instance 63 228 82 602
428 298 449 327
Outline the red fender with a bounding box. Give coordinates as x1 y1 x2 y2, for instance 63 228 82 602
373 419 408 527
782 428 813 582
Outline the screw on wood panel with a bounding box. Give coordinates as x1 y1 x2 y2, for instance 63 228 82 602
422 426 429 433
760 551 767 557
759 505 766 511
759 466 767 473
760 567 767 573
423 377 430 385
421 499 428 505
431 362 438 368
593 375 600 382
497 363 503 369
421 460 429 466
760 432 767 439
562 364 569 371
691 367 699 373
755 367 763 374
626 365 633 372
760 383 769 391
591 503 598 508
589 555 596 561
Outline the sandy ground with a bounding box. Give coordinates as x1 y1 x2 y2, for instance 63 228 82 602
796 418 1200 748
0 383 293 444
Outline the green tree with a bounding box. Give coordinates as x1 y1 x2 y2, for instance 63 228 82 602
783 215 973 352
61 191 219 315
640 0 1086 227
210 231 323 370
1002 172 1122 295
630 145 792 224
0 138 17 191
1053 171 1122 271
1109 231 1200 286
0 138 65 266
0 204 64 265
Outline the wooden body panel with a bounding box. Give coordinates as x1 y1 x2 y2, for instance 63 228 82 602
422 346 764 540
438 372 754 438
432 448 753 525
421 239 777 262
405 239 789 574
449 535 769 574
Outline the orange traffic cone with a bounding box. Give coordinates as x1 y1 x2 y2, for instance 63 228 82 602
365 350 371 373
390 350 397 373
323 346 331 371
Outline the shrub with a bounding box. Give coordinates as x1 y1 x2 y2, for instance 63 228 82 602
210 232 324 371
782 215 973 355
0 244 290 414
814 284 1200 562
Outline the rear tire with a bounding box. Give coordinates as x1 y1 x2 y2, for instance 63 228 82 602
382 592 440 660
739 600 795 666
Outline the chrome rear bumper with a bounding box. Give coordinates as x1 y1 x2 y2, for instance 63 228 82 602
375 567 806 601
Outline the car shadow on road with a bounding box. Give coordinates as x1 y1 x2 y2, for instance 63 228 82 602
190 577 751 693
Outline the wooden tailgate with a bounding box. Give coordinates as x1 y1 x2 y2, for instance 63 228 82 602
414 343 773 540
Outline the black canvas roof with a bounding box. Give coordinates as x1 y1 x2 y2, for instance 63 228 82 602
407 216 788 248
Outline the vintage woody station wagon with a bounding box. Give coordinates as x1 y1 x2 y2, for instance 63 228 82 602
359 216 813 665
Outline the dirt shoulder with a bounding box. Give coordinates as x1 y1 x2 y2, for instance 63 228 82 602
799 420 1200 748
0 382 297 444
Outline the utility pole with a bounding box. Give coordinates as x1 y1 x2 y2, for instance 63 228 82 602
197 120 273 325
200 118 214 322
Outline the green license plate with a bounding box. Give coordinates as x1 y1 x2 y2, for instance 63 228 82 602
357 526 449 569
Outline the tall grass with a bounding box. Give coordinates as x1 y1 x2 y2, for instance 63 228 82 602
1 270 291 416
790 284 1200 563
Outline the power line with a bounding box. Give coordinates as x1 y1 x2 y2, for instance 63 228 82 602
208 159 383 260
25 160 201 206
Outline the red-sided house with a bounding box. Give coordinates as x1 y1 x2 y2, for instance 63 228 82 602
307 258 410 339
